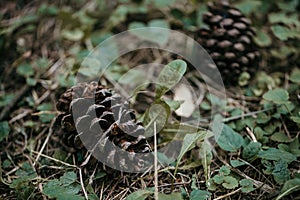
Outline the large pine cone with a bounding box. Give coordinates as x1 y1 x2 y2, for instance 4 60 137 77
56 81 151 172
196 1 260 84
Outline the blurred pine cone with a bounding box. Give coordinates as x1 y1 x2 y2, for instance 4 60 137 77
56 81 151 171
196 1 260 84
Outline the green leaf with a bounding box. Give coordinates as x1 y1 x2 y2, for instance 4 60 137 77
289 137 300 156
39 113 56 123
214 123 245 152
207 94 227 108
2 159 12 169
1 14 38 35
278 178 300 199
234 1 261 15
290 69 300 83
148 19 169 29
291 116 300 124
263 121 282 135
26 77 37 86
36 57 50 71
197 5 209 29
158 192 183 200
88 193 99 200
0 93 14 108
118 68 147 85
190 190 211 200
278 144 289 152
277 102 295 115
207 179 217 191
271 132 290 143
152 0 177 7
126 190 153 200
16 162 36 177
43 171 84 200
263 89 289 104
155 60 187 98
10 173 36 189
254 127 266 140
56 74 75 87
129 19 170 45
254 29 272 47
62 28 84 41
37 103 53 111
262 160 274 175
129 22 145 29
230 159 247 167
270 45 298 59
175 132 206 174
37 103 55 123
17 62 34 77
271 25 299 41
90 32 114 47
104 64 130 81
257 148 297 164
212 175 224 185
257 112 271 124
44 179 64 192
180 187 187 199
269 13 300 27
165 99 182 111
79 57 102 78
161 123 210 142
0 121 10 142
10 177 36 199
60 171 77 186
222 176 239 189
272 160 290 185
156 152 173 166
52 149 67 161
238 72 250 86
277 0 299 11
219 165 231 176
200 101 211 110
242 142 262 160
9 162 37 199
239 179 255 193
254 126 272 135
144 103 169 137
191 175 198 190
200 142 213 181
107 5 129 27
38 3 58 15
179 161 202 170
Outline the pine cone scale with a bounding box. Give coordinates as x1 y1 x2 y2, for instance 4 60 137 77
56 81 151 171
196 2 261 84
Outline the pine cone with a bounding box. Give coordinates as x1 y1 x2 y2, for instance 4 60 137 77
196 1 260 84
56 81 151 171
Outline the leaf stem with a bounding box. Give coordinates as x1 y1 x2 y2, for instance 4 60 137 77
154 122 158 200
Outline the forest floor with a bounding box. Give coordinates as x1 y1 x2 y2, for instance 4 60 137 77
0 0 299 199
